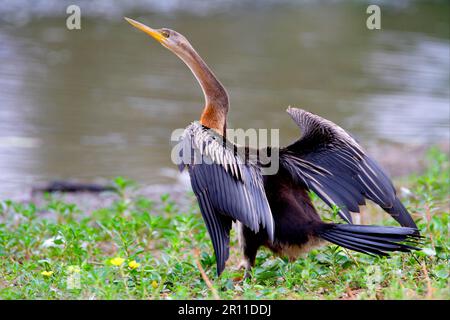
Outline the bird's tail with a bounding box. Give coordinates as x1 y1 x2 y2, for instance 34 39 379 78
318 224 421 256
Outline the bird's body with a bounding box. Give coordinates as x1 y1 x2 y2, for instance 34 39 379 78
239 171 324 263
126 18 421 277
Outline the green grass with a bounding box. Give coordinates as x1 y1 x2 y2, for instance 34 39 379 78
0 148 448 299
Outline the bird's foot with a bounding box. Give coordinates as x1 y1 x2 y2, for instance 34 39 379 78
236 259 252 280
236 259 249 270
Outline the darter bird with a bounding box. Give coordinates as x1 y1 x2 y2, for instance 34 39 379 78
125 18 421 277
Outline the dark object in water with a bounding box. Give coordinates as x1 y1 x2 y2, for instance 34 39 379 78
33 181 116 194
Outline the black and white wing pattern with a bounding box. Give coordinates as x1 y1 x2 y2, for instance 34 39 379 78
178 122 274 275
280 107 417 229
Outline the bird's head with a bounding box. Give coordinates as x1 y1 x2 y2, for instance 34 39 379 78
125 17 229 133
125 17 195 60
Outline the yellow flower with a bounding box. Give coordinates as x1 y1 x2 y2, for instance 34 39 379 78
110 257 125 266
128 260 140 270
151 280 158 289
41 271 53 277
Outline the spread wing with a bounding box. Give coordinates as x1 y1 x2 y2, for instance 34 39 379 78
179 122 274 275
280 107 417 229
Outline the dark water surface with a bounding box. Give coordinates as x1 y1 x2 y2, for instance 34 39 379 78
0 2 448 197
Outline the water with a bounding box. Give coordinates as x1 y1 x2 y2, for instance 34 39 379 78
0 2 448 197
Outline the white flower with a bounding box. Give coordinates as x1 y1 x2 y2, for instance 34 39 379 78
42 236 65 248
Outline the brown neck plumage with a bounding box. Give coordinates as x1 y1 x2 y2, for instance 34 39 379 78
176 45 229 135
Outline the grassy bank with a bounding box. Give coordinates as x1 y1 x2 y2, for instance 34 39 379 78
0 148 448 299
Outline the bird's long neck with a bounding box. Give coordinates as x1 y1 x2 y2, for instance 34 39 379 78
178 46 229 135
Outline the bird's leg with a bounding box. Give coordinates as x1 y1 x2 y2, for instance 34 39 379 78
236 245 256 279
236 222 264 279
237 250 256 280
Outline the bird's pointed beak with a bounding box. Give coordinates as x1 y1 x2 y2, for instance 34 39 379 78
124 17 166 43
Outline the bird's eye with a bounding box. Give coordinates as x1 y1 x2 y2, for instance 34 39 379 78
161 30 170 38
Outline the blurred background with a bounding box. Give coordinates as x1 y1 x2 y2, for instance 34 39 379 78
0 0 448 198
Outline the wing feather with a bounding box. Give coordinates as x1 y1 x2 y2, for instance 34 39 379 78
179 122 274 275
281 107 417 229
